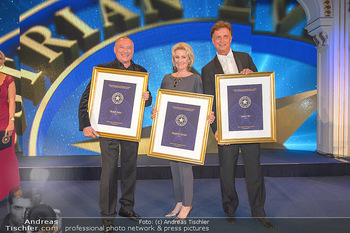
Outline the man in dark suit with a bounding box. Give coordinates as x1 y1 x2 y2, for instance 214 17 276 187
201 21 274 229
78 37 152 232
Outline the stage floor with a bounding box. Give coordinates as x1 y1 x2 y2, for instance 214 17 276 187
1 177 350 233
17 149 350 181
1 149 350 232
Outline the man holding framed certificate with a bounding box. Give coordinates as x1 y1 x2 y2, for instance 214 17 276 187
78 37 152 232
201 21 274 229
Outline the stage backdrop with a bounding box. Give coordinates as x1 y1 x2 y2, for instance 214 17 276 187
0 0 316 156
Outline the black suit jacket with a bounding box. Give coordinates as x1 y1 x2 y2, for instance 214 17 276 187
201 50 257 133
78 58 152 131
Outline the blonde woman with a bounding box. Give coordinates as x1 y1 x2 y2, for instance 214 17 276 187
151 43 214 219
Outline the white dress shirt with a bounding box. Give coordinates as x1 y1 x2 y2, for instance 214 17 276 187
217 50 239 74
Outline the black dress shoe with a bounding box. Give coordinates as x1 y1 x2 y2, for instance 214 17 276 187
225 212 236 224
257 217 275 229
102 219 115 233
118 210 141 222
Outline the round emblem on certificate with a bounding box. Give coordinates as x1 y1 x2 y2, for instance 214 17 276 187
112 92 124 105
2 135 10 144
175 114 188 127
239 96 252 109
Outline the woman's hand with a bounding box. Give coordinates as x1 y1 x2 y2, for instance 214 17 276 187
151 105 157 120
5 121 14 137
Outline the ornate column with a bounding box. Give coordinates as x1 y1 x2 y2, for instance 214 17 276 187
299 0 349 157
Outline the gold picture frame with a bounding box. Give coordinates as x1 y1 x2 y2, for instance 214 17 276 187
148 89 213 165
88 67 149 142
216 71 276 144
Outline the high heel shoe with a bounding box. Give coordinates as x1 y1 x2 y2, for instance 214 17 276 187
165 211 178 217
165 202 182 217
175 206 192 220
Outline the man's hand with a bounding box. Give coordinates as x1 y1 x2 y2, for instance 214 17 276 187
142 91 150 101
207 111 215 124
215 130 230 146
240 68 253 75
83 126 99 139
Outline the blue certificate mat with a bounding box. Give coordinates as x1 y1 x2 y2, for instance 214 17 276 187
161 102 201 151
227 84 263 131
98 80 136 128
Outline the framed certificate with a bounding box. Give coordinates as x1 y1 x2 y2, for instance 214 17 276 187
88 67 149 142
216 71 276 144
148 89 213 165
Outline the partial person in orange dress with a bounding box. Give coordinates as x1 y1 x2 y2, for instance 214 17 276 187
0 50 22 201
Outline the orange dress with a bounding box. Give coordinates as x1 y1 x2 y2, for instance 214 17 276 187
0 75 20 201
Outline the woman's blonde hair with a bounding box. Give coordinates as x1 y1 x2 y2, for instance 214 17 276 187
171 42 195 71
